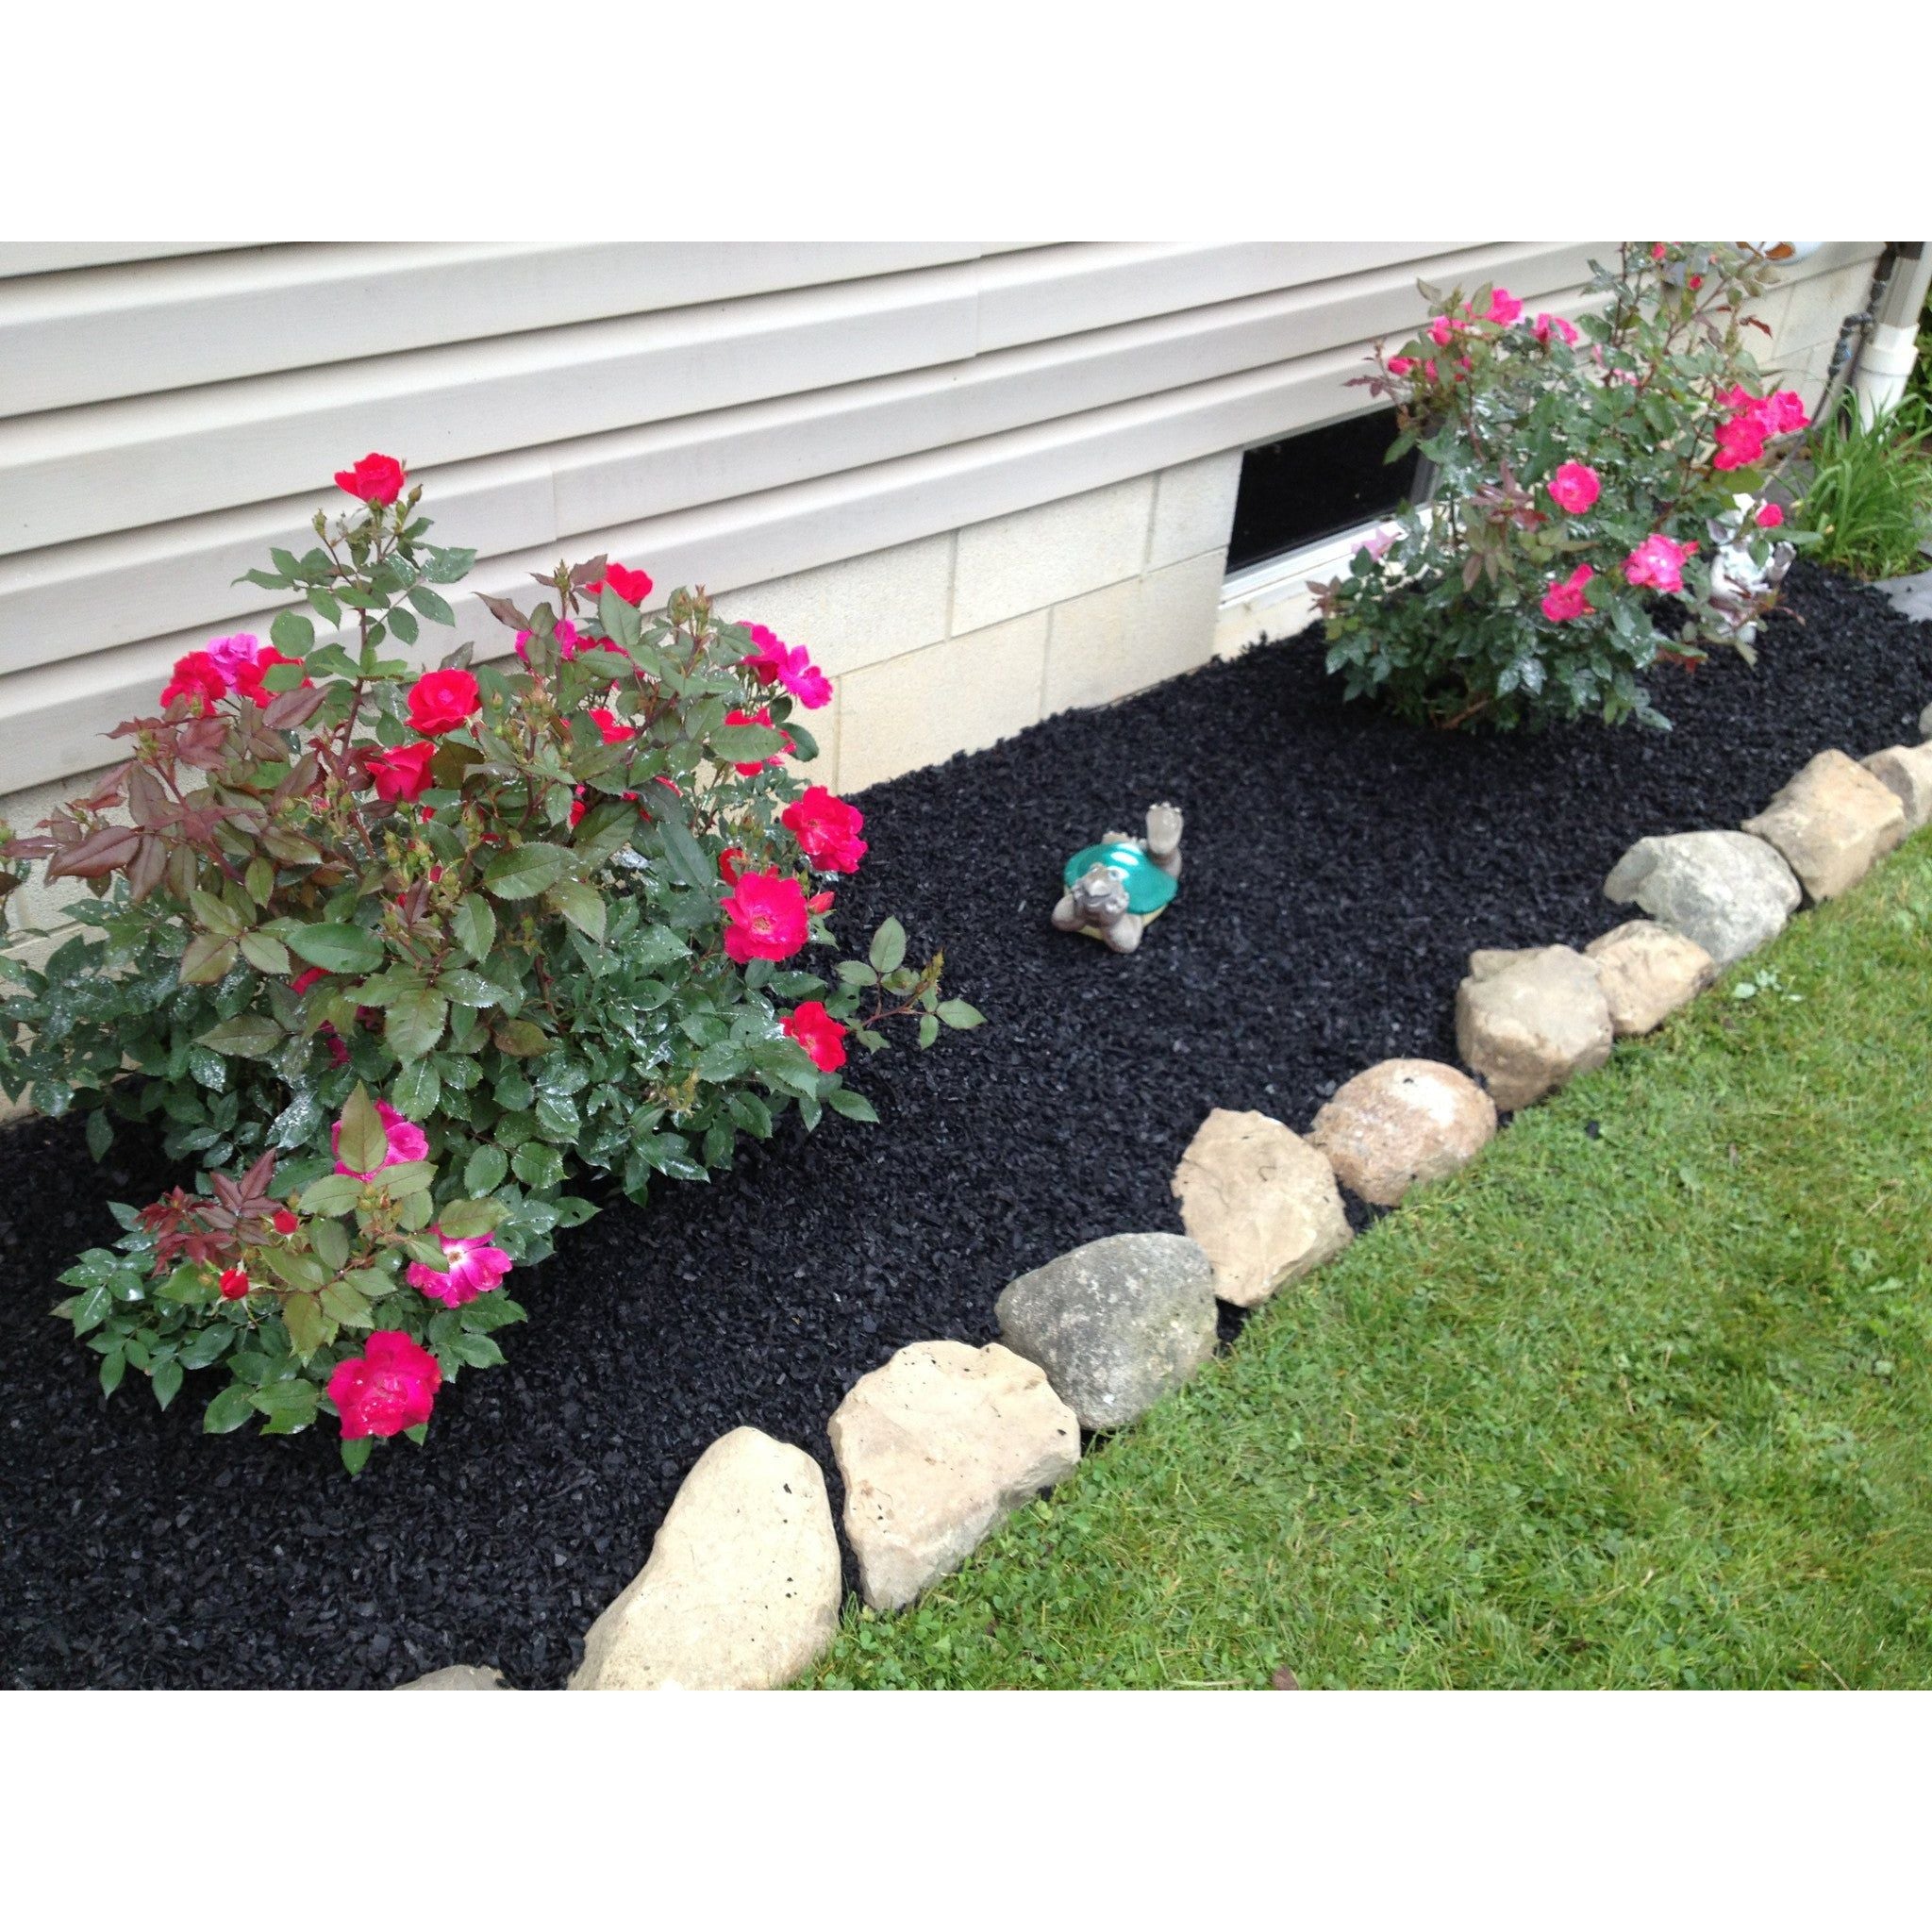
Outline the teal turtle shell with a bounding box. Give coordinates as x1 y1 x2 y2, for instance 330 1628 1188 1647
1062 841 1178 916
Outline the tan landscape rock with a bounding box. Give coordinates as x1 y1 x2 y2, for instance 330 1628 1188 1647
1455 945 1612 1112
1307 1059 1496 1206
395 1665 507 1690
1860 743 1932 832
1583 920 1716 1036
1170 1108 1351 1307
570 1426 841 1690
1740 748 1906 901
830 1341 1079 1611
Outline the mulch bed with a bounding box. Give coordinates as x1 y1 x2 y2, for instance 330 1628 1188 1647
3 561 1927 1690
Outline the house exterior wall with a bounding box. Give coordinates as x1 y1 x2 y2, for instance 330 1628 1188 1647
0 238 1886 969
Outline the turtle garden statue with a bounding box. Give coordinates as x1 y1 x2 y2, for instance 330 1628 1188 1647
1052 804 1183 954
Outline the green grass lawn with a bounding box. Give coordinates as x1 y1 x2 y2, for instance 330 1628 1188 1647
812 835 1932 1690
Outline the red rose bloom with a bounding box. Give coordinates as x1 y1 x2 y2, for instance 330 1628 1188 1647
290 967 328 995
588 561 654 607
232 644 309 708
327 1330 442 1440
334 452 407 506
588 707 635 744
159 650 229 714
406 668 480 736
782 1000 847 1073
218 1268 251 1301
722 870 809 964
367 741 437 802
718 846 744 885
272 1208 300 1236
781 785 868 874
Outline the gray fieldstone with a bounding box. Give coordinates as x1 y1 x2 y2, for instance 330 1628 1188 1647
1740 749 1906 901
1603 828 1802 967
570 1426 841 1690
1583 920 1717 1036
1307 1059 1496 1207
830 1340 1079 1610
1170 1108 1352 1305
1454 945 1612 1112
1860 742 1932 833
995 1232 1217 1431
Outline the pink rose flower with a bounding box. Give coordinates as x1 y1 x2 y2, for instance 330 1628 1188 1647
1352 529 1395 561
206 633 263 683
782 1000 848 1073
328 1330 441 1440
1387 356 1415 376
1428 315 1457 347
1757 502 1785 528
515 619 583 666
1624 534 1698 593
588 707 635 745
332 1101 430 1180
781 785 868 874
1486 288 1523 325
1713 414 1768 471
408 1231 512 1308
742 625 833 709
1547 462 1602 516
1541 564 1595 624
1533 312 1579 347
233 645 308 708
722 870 809 964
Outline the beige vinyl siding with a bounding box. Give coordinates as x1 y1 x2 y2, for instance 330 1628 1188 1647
0 240 1882 795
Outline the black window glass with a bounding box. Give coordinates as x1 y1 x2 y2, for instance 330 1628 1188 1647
1225 410 1424 572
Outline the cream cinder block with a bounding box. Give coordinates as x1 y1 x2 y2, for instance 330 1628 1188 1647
1769 258 1880 364
950 476 1155 636
835 610 1049 794
1148 451 1241 571
710 532 954 680
1041 548 1225 719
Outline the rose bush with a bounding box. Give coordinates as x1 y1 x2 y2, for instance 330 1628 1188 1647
0 459 981 1468
1316 242 1811 730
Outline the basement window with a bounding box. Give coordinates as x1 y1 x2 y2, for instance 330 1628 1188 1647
1225 409 1426 574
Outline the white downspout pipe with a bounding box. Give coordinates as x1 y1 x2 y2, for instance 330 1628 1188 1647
1853 242 1932 420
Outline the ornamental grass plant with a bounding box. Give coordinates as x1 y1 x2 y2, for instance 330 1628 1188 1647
0 458 979 1467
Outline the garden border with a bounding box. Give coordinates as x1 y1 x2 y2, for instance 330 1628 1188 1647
398 707 1932 1690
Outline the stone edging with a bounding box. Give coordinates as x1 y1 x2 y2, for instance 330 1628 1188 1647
402 724 1932 1690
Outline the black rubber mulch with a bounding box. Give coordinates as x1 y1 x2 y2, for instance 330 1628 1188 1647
3 561 1926 1689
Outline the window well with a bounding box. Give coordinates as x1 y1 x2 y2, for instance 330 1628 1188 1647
1225 409 1424 573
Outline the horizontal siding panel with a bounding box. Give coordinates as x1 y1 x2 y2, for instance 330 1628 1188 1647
0 242 998 416
0 243 244 276
0 300 1596 792
0 266 995 556
973 240 1465 349
0 241 1596 676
